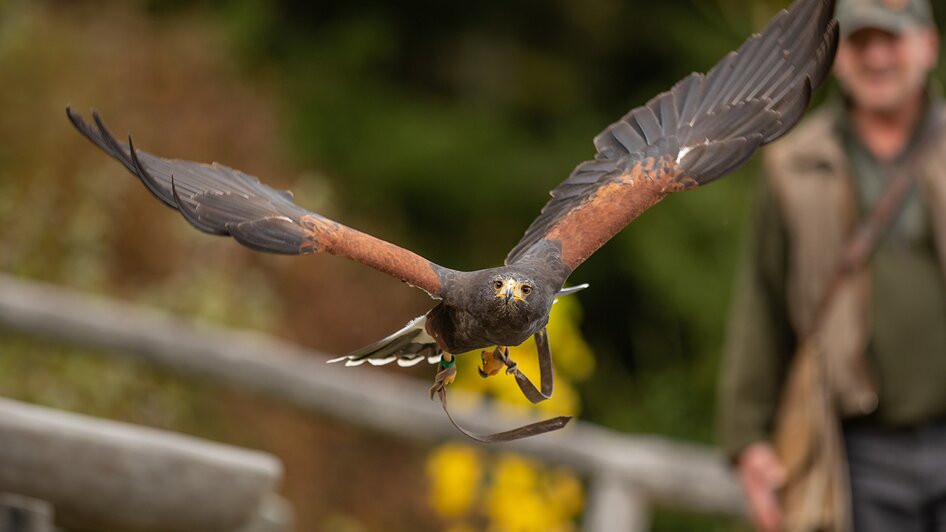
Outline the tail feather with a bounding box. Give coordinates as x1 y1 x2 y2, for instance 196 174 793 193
328 315 442 367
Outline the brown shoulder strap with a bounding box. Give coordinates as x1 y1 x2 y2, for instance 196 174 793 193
811 105 946 331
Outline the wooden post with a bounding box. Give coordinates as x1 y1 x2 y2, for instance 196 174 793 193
584 473 651 532
0 493 54 532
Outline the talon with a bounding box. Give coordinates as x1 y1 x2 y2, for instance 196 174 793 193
479 347 505 378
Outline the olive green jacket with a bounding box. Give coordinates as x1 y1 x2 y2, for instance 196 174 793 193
718 99 946 458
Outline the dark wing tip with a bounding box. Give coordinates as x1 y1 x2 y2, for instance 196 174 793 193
66 106 100 146
91 110 123 155
169 174 228 235
69 108 319 250
65 106 85 136
127 133 177 207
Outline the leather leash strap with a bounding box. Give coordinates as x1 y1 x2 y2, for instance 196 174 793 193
435 387 572 443
430 329 572 443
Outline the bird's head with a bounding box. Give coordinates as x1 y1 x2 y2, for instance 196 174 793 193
492 276 533 305
443 267 558 335
483 271 553 321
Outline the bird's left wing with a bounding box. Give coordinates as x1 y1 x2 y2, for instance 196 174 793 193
67 108 448 298
506 0 838 270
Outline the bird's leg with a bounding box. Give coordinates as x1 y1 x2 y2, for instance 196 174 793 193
428 342 572 442
504 329 554 404
429 352 457 399
478 346 507 378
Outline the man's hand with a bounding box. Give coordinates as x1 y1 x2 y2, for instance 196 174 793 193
738 442 786 532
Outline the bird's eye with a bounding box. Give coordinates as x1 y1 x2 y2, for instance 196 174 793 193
520 285 532 295
494 280 504 290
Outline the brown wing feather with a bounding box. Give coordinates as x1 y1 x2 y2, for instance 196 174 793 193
506 0 838 268
67 108 447 298
544 155 684 270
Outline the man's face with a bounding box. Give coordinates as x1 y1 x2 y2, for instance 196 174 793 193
833 26 939 112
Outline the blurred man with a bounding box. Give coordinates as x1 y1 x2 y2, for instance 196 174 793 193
718 0 944 530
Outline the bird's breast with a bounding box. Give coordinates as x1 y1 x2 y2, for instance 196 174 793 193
426 303 545 354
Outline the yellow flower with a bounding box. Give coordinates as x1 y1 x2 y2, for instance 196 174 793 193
426 443 484 518
482 455 564 532
428 295 591 530
544 468 584 521
491 454 539 492
485 491 551 532
428 446 586 531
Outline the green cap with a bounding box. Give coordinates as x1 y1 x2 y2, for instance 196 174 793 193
836 0 936 37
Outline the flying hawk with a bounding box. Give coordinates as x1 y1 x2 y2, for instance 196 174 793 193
68 0 838 441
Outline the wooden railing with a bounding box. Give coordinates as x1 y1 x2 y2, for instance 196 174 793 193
0 398 289 532
0 273 746 531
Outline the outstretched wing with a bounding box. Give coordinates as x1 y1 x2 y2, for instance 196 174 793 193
506 0 838 270
67 108 449 298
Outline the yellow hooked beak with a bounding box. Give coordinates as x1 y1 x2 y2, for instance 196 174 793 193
494 279 530 302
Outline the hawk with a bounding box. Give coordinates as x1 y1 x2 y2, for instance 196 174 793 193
68 0 839 441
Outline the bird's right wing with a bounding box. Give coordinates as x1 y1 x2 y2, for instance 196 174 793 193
68 108 449 298
506 0 838 270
